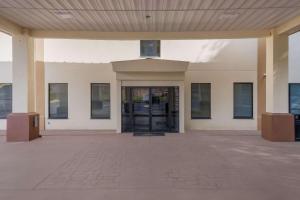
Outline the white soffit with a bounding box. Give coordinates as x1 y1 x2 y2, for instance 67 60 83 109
0 0 300 33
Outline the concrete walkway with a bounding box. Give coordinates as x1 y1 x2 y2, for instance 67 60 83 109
0 131 300 200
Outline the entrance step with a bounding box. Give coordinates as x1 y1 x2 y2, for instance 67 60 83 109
133 132 165 136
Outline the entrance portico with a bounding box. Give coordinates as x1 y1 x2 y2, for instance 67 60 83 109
0 31 295 137
112 59 188 133
2 2 300 199
1 1 300 140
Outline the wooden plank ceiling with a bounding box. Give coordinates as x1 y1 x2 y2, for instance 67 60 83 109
0 0 300 32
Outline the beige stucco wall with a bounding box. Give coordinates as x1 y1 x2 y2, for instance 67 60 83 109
45 62 117 130
289 32 300 83
0 32 12 62
42 62 257 131
44 39 257 64
185 63 257 130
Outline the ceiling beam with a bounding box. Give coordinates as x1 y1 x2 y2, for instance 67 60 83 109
31 30 271 40
276 15 300 35
0 15 23 35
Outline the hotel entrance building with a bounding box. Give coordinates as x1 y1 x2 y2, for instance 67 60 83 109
0 1 300 140
0 37 260 133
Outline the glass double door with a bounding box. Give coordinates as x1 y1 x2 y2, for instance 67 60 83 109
289 83 300 141
122 87 179 133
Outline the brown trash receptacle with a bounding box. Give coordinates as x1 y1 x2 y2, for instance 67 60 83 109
261 113 295 142
7 113 40 142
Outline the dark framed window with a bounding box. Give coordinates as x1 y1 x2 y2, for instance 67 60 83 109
191 83 211 119
0 83 12 119
234 83 253 119
289 83 300 115
140 40 160 57
91 83 110 119
48 83 68 119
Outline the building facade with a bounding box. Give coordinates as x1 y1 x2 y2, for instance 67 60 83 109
0 33 299 134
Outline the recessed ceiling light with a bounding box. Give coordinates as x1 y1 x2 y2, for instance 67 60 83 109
219 12 240 20
53 10 73 19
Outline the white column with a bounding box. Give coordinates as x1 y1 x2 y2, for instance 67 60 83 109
266 31 289 113
179 82 185 133
257 38 267 130
12 32 34 113
116 80 122 133
34 39 45 129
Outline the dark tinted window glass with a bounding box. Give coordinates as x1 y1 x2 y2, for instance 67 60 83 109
0 83 12 119
289 84 300 115
191 83 211 119
140 40 160 57
91 83 110 119
234 83 253 119
49 83 68 119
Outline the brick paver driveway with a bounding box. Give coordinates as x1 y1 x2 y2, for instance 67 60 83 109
0 130 300 200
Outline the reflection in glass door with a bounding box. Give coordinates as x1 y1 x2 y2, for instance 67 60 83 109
289 83 300 141
132 88 150 132
151 88 169 132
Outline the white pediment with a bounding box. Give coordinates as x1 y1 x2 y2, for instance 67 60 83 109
112 59 189 72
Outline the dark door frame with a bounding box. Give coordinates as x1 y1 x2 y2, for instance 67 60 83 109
121 86 179 133
288 83 300 141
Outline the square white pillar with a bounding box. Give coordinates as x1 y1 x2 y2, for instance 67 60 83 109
12 33 34 113
266 32 289 113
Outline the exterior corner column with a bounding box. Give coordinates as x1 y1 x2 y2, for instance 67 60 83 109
257 38 267 130
262 31 294 142
34 38 45 130
116 80 122 133
179 82 185 133
265 31 289 113
12 32 35 113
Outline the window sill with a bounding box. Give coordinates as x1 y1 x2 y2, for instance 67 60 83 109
90 117 111 120
233 117 254 120
191 117 212 120
48 118 69 120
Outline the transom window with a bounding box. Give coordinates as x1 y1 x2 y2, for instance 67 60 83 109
140 40 160 57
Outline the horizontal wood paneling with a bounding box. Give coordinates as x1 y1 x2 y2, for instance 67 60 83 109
0 0 300 32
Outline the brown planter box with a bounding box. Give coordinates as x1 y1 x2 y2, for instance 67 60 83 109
261 113 295 142
7 113 40 142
